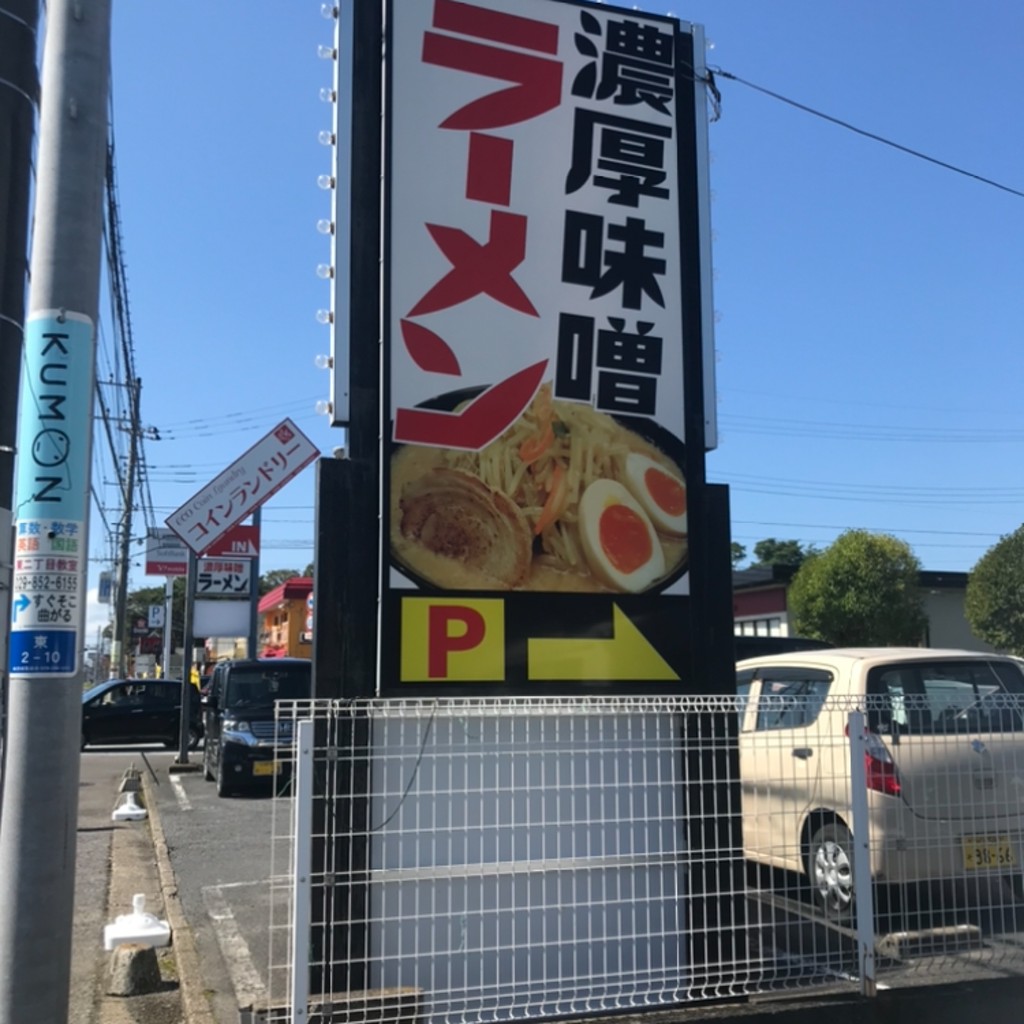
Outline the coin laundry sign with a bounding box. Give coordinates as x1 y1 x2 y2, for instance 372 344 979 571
9 311 93 677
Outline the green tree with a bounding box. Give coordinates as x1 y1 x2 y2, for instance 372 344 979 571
788 530 926 646
731 542 747 568
752 537 812 569
259 568 302 596
965 525 1024 655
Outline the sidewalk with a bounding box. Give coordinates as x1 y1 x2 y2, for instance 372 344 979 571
72 757 212 1024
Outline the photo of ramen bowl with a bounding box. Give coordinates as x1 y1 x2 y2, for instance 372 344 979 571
389 384 688 594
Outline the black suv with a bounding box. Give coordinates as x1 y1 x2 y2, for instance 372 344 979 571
81 678 203 751
201 658 311 796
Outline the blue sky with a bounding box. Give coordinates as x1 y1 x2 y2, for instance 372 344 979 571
88 0 1024 632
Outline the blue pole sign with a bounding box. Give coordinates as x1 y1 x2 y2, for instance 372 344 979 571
10 311 94 678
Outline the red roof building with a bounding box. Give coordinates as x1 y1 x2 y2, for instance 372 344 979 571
257 577 313 659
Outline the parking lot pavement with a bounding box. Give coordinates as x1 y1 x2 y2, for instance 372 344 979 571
145 754 281 1024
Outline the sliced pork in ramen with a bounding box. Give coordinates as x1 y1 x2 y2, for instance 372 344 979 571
399 467 532 587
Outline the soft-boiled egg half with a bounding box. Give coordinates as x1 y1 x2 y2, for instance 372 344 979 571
578 479 666 593
621 452 687 536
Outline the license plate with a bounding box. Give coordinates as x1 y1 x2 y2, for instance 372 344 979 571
962 836 1016 870
252 760 280 777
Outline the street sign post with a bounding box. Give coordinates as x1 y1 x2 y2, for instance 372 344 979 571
166 420 320 765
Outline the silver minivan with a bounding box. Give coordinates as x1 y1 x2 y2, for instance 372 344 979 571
737 647 1024 919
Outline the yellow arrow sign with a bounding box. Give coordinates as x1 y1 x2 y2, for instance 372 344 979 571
527 604 679 681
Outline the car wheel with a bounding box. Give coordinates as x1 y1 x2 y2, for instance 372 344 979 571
216 754 233 798
81 731 88 752
187 725 202 751
203 743 214 782
808 822 856 922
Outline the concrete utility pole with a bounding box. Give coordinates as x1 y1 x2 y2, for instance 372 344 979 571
0 3 112 1022
110 375 141 677
0 0 41 773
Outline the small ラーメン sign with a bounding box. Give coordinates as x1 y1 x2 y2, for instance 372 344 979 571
377 0 712 694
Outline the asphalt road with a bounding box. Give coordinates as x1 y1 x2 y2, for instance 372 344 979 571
145 753 282 1024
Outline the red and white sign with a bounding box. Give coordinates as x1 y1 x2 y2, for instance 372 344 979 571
389 0 685 452
165 419 319 556
145 528 188 576
204 523 260 558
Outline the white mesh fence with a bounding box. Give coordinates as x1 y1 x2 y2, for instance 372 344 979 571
266 692 1024 1024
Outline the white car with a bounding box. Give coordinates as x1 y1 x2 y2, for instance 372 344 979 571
736 647 1024 920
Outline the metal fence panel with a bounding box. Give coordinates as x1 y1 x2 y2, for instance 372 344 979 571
267 693 1024 1024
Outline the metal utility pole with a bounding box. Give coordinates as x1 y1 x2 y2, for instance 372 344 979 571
110 375 140 677
0 0 41 772
0 3 112 1022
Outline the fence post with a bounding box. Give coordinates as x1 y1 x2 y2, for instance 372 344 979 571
291 719 315 1023
847 710 877 996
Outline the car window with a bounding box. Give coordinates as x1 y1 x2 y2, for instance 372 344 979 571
224 665 311 707
869 661 1024 735
100 683 132 706
211 666 224 703
754 668 832 731
148 684 178 707
736 668 755 720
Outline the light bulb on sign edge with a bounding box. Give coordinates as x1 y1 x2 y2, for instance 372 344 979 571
315 399 333 417
316 264 334 280
317 174 335 190
318 130 336 146
316 309 334 325
321 3 338 18
319 87 336 103
316 219 334 235
317 44 336 60
314 353 334 370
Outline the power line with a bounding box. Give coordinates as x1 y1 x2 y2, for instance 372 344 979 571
707 67 1024 200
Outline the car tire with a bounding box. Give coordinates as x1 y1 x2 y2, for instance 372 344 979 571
202 743 214 782
807 822 856 922
216 754 233 798
187 725 202 751
81 731 88 752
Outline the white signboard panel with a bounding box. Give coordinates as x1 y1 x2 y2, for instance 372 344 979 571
195 558 252 597
193 599 250 639
10 518 85 632
145 527 189 576
165 418 319 556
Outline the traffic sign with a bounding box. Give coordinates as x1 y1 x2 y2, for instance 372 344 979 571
165 419 319 556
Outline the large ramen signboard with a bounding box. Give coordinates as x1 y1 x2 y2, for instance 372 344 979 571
379 0 713 695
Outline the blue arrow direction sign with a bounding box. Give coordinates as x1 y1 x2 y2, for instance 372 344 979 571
12 594 31 621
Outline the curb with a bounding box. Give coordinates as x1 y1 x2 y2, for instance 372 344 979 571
144 771 217 1024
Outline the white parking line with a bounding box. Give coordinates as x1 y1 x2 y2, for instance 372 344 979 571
170 774 192 812
202 884 268 1010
